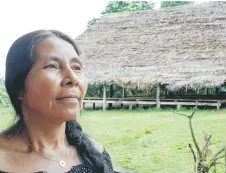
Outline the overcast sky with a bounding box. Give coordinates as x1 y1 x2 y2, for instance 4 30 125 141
0 0 208 76
0 0 109 75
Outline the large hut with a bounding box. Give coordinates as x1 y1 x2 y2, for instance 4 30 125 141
75 1 226 110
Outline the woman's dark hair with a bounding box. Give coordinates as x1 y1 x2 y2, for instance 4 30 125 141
4 30 110 173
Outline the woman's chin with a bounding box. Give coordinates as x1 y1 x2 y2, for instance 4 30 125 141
58 116 77 122
56 110 80 121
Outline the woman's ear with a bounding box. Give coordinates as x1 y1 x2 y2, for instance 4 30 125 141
18 90 24 100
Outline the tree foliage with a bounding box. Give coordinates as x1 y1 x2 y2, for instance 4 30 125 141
161 1 193 8
102 1 152 14
87 1 193 27
0 77 10 107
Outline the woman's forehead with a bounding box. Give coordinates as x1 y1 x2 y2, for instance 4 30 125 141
34 37 79 61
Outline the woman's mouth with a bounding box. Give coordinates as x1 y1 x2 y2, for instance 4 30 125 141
56 97 79 103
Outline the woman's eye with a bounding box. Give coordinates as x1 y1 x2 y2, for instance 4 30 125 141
45 64 58 69
72 65 81 71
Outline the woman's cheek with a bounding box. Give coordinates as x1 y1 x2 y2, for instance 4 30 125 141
78 75 88 109
78 74 88 96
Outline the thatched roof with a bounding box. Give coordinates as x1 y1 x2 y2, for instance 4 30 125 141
75 2 226 91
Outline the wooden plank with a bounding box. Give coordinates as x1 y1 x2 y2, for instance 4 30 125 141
85 97 226 102
137 101 156 105
85 97 103 100
84 98 226 103
83 98 225 110
121 101 138 104
83 100 104 103
160 102 218 106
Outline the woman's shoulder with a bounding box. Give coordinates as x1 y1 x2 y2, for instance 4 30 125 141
0 133 16 150
0 133 10 152
0 134 14 170
0 133 25 160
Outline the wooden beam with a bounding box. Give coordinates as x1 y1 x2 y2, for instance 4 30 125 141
156 84 160 109
103 82 107 111
83 100 221 107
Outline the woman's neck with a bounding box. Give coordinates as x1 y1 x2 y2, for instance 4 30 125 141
22 112 68 152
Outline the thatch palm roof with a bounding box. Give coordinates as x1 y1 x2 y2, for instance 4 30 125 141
75 2 226 91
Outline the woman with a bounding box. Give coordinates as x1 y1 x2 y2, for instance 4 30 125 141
0 30 113 173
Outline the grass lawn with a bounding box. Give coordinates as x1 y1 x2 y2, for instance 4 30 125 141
1 108 226 173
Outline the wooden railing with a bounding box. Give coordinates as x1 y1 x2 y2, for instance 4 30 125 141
84 97 226 110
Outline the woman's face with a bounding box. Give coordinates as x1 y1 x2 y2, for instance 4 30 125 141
21 36 87 122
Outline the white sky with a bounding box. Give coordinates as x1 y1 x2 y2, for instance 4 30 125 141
0 0 109 75
0 0 208 76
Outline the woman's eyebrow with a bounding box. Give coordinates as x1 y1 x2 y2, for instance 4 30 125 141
71 57 82 65
46 56 83 67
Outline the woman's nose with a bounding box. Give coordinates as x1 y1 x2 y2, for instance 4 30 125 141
61 70 79 87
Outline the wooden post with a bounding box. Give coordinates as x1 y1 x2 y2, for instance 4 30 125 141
122 87 125 98
217 101 221 110
165 89 168 98
197 88 200 94
206 88 209 95
156 84 160 109
216 87 219 96
109 84 113 109
177 104 181 110
93 103 95 109
146 88 149 96
121 87 125 108
103 82 107 111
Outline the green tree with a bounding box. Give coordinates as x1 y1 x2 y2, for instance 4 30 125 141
0 77 10 107
161 1 193 8
87 1 193 27
102 1 152 14
88 1 152 28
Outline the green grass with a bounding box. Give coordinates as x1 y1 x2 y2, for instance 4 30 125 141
1 108 226 173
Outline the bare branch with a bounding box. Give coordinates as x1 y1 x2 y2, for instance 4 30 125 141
173 111 189 118
190 105 197 118
174 107 202 157
214 155 225 161
214 162 226 166
224 149 226 173
189 143 196 162
202 130 212 142
201 131 212 153
211 147 225 162
189 116 202 157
